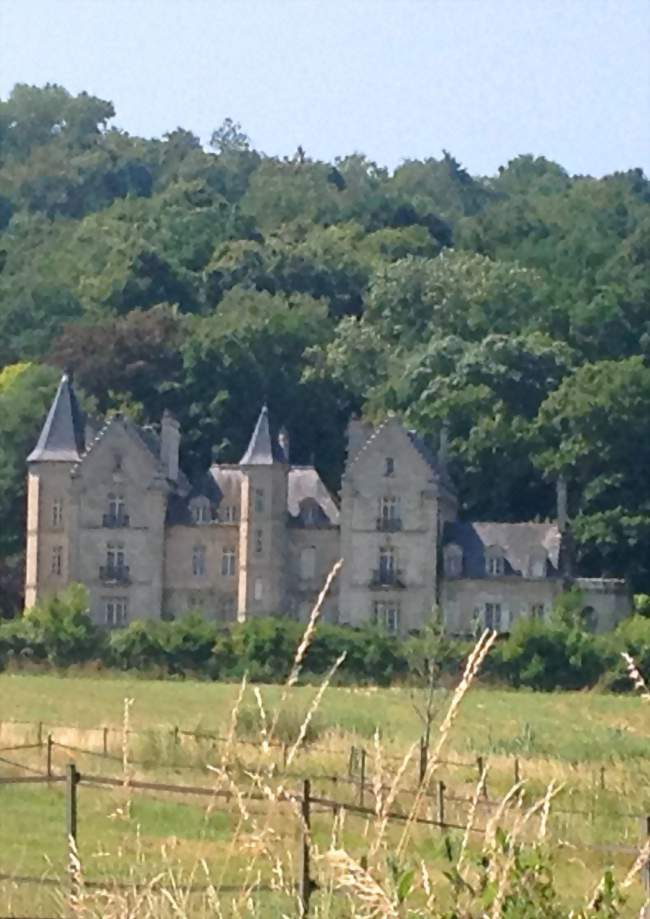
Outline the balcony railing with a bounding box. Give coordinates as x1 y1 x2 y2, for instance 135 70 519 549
370 568 405 588
99 565 130 584
102 513 130 528
376 517 403 532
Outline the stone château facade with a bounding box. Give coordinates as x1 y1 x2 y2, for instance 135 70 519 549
25 374 630 634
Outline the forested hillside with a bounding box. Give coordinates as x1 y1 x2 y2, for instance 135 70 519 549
1 83 649 614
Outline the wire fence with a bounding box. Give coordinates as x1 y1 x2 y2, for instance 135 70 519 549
1 738 649 917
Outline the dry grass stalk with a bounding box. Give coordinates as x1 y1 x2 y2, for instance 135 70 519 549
397 629 497 856
285 651 346 767
372 729 384 820
538 780 560 840
324 848 399 918
267 559 343 747
621 840 650 890
369 739 418 858
67 833 85 916
221 673 248 768
109 696 135 820
252 687 270 755
457 761 488 871
621 652 650 700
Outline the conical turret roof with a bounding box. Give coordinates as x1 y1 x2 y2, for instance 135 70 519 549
27 373 85 463
239 405 286 465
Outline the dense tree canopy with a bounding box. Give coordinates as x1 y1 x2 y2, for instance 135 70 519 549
1 83 649 612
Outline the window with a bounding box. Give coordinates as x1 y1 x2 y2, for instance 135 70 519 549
192 545 206 577
108 494 125 519
105 597 128 627
373 600 400 633
384 457 395 477
254 578 263 601
255 529 263 555
51 545 63 576
106 543 125 570
531 603 545 620
254 488 265 513
222 547 236 576
484 603 502 631
222 505 239 523
52 499 63 529
105 494 128 526
300 546 316 580
191 501 211 524
444 544 463 578
378 546 396 583
377 496 401 531
486 553 505 577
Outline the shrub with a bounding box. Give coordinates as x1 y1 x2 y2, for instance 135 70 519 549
3 584 103 667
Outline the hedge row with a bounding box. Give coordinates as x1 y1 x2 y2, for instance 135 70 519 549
1 584 649 692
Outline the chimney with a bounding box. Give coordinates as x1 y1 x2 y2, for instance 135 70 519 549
160 410 181 482
278 426 290 463
346 416 373 464
557 476 568 533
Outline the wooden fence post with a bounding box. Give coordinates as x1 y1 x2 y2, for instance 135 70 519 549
102 726 109 757
46 733 53 779
348 745 355 779
66 763 79 847
419 736 427 785
282 742 288 769
359 748 367 807
514 757 520 785
437 780 446 829
300 778 312 917
173 725 179 746
599 766 606 791
37 721 43 748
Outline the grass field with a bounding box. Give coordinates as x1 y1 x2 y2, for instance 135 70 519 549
1 670 649 916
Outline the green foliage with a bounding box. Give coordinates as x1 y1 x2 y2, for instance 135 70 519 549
0 584 100 667
0 362 60 557
1 82 650 615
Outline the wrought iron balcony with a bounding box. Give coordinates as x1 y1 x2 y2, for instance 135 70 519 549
102 513 130 528
370 568 405 589
376 517 403 532
99 565 130 584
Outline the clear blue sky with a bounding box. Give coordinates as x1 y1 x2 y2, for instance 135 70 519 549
1 0 648 176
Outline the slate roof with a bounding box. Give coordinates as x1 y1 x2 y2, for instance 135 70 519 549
28 373 86 463
288 467 339 524
239 405 287 465
171 463 340 527
443 521 562 578
345 416 444 482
